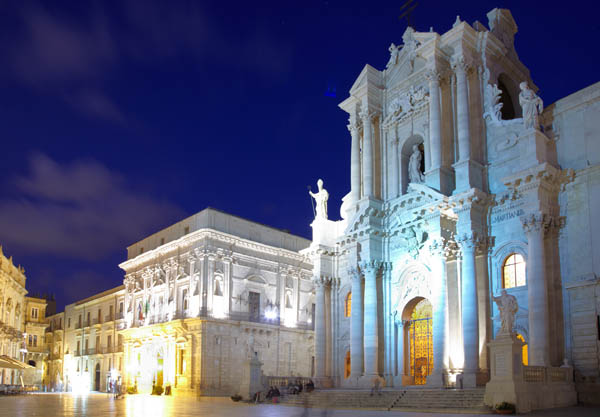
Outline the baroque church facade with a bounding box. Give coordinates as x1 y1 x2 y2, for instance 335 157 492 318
306 7 600 395
39 7 600 407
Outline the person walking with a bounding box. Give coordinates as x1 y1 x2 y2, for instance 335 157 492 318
370 375 382 396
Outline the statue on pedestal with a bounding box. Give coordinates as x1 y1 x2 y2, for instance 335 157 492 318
493 289 519 335
519 81 543 130
309 179 329 220
408 144 424 184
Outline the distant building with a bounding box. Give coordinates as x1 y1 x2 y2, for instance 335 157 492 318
23 296 48 387
0 246 29 385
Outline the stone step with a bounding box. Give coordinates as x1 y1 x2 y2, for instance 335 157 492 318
278 388 488 411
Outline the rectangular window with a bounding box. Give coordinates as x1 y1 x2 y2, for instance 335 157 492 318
178 349 186 374
76 341 80 355
28 335 32 346
31 308 38 319
68 318 71 328
184 226 190 235
140 247 144 254
86 312 90 326
119 302 123 314
78 315 82 327
109 305 114 320
33 335 37 347
160 237 165 245
107 335 112 348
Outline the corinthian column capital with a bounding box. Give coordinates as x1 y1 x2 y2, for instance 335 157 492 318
358 108 377 123
451 55 471 74
359 260 382 276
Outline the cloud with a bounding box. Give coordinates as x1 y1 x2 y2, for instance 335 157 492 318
0 154 184 261
65 90 127 125
8 4 115 86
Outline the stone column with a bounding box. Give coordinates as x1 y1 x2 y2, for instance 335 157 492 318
348 121 361 202
453 57 471 162
207 255 215 314
521 214 550 366
427 69 442 169
389 126 399 199
362 261 381 376
397 321 405 378
360 109 374 198
349 268 363 378
457 233 480 387
427 239 451 387
314 277 327 378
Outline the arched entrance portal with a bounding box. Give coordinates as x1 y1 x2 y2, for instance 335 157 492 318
403 297 433 385
94 363 100 391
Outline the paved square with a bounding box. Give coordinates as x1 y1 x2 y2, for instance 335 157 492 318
0 394 596 417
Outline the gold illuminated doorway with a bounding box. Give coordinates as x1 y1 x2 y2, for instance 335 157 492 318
407 298 433 385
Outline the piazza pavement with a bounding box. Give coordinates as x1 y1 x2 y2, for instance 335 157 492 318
0 394 597 417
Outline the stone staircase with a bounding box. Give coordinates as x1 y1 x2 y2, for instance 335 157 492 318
389 388 487 412
279 388 489 413
279 390 398 409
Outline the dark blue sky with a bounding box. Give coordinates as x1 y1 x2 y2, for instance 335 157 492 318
0 0 597 310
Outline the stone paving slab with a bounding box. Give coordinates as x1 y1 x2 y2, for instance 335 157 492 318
0 393 597 417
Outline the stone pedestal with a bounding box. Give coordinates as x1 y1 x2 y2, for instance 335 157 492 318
484 333 529 412
424 166 455 196
452 159 484 193
239 354 265 400
518 129 552 166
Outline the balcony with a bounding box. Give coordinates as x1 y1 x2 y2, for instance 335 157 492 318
104 314 114 323
91 318 101 327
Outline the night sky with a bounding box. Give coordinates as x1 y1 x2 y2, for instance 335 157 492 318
0 0 597 311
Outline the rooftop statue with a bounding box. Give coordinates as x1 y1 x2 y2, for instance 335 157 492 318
309 179 329 220
519 81 543 130
493 289 519 335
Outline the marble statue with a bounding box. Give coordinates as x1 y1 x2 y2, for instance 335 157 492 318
386 43 399 68
309 179 329 220
493 289 519 335
408 144 425 183
519 81 543 130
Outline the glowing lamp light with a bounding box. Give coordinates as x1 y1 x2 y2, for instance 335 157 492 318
265 309 277 320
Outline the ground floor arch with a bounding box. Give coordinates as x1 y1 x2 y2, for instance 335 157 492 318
400 297 433 385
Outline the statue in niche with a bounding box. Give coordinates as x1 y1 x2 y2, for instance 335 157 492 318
309 179 329 220
493 289 519 335
519 81 543 130
408 144 425 184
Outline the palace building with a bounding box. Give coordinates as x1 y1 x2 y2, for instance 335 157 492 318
44 208 315 395
304 7 599 408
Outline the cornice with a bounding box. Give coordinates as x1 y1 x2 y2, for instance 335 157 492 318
120 228 310 271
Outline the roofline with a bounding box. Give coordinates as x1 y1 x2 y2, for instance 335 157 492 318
74 285 125 306
126 206 311 250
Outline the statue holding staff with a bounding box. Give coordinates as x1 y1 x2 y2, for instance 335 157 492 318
309 179 329 220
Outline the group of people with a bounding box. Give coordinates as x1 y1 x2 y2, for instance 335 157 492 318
265 386 281 401
287 379 314 395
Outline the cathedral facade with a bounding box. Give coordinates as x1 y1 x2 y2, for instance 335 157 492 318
306 7 600 397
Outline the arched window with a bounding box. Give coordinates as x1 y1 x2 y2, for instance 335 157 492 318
516 333 528 365
502 253 526 289
344 351 351 378
345 292 352 317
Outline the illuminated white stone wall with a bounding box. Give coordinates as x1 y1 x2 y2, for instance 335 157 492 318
307 7 600 391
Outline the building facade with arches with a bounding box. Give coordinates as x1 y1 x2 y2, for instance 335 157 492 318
117 207 315 395
306 7 600 395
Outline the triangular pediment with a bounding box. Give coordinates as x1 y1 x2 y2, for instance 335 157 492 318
349 64 383 96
